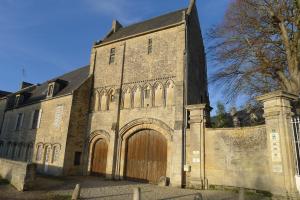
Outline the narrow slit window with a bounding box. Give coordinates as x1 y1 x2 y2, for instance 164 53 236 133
148 39 152 54
109 48 116 64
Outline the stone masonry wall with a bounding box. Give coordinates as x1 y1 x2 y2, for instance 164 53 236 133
0 158 36 191
205 125 270 191
33 95 73 176
63 77 92 175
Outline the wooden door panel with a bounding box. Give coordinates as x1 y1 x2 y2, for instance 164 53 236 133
91 139 108 176
125 129 167 184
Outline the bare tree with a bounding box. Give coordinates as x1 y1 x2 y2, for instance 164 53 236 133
208 0 300 100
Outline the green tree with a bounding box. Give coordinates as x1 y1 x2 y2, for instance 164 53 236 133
214 101 232 128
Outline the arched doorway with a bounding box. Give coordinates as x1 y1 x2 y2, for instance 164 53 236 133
125 129 167 183
91 139 108 176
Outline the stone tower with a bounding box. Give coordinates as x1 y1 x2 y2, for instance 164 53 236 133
86 0 209 187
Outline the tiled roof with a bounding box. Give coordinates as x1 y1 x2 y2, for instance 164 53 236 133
101 8 187 44
7 65 90 109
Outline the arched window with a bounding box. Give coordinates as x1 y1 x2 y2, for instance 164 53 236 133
5 142 11 158
143 84 152 108
11 143 17 159
154 82 164 107
52 145 60 163
100 91 107 111
0 141 3 157
107 89 115 110
133 86 142 108
166 80 175 106
123 88 131 109
44 146 51 163
36 144 43 161
17 143 23 159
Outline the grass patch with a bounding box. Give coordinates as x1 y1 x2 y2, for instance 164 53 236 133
46 194 71 200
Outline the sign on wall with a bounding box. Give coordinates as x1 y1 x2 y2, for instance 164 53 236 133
270 131 283 173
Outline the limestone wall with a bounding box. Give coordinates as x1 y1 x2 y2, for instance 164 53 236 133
0 158 36 191
33 95 73 176
63 77 92 175
205 125 270 190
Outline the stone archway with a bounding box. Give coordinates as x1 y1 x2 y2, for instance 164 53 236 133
117 118 173 183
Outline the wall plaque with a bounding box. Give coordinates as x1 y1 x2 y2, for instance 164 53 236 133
272 164 283 173
270 132 282 162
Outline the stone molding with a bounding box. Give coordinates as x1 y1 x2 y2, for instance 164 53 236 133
257 90 298 102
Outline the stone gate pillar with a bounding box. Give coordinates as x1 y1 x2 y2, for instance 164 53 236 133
257 91 299 199
186 104 208 189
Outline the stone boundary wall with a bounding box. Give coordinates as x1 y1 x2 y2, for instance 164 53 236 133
205 125 271 191
0 158 36 191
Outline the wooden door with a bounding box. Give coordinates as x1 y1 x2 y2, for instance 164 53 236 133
91 139 108 176
125 129 167 183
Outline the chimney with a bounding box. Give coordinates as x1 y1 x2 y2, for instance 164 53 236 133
112 20 123 33
187 0 196 15
20 81 34 89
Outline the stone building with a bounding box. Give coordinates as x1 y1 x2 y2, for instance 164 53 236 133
0 66 91 176
86 0 208 187
2 0 299 199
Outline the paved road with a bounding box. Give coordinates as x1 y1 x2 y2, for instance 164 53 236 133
0 176 270 200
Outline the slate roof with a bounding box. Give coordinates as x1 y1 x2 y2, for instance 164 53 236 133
0 91 12 98
6 65 90 109
101 8 187 44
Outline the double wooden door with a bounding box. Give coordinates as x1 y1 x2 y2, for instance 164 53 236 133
125 129 167 184
91 139 108 176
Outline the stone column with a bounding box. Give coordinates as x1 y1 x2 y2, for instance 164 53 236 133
186 104 208 189
257 91 299 199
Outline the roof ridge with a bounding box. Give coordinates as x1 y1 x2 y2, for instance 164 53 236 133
119 8 187 30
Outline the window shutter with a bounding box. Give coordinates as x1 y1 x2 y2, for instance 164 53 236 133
29 111 34 129
37 109 43 128
20 113 24 130
14 115 18 131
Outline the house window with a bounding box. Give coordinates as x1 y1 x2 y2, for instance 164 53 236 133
54 105 64 128
109 48 116 64
52 146 59 163
15 95 21 106
148 38 152 54
31 109 41 129
47 84 54 97
15 113 24 131
74 152 81 166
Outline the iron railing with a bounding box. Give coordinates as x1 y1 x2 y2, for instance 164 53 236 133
291 116 300 175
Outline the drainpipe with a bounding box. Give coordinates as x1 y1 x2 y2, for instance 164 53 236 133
182 11 189 187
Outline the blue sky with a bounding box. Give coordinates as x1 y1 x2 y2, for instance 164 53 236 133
0 0 233 114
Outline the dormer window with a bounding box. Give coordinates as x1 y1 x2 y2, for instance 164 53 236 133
47 83 55 97
46 79 68 98
15 94 21 106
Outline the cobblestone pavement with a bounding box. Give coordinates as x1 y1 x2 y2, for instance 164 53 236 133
0 176 270 200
